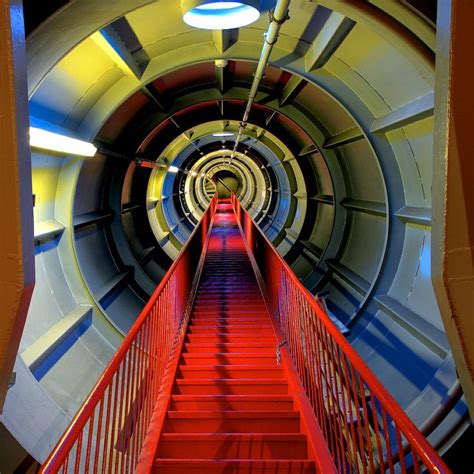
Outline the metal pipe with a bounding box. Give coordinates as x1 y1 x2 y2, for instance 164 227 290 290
230 0 290 160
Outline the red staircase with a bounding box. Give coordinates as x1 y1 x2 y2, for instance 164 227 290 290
39 196 451 474
154 201 315 473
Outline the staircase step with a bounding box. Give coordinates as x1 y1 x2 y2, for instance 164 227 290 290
188 325 273 334
156 433 308 459
163 411 300 433
198 286 259 291
190 318 269 325
194 305 267 313
170 395 294 411
192 312 269 319
181 353 276 365
200 274 255 278
195 299 264 305
153 459 316 474
178 365 284 380
173 379 289 395
199 283 256 286
186 334 275 343
197 292 262 296
201 269 254 272
197 283 258 287
196 292 261 297
184 342 275 353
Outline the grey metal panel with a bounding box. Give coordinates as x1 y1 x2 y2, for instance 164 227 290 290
37 325 112 417
1 357 71 463
74 227 120 293
351 308 444 407
339 213 386 285
20 254 71 351
21 305 93 373
374 295 449 358
100 286 145 334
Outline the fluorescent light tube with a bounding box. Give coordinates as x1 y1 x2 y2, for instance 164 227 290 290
212 132 234 137
30 127 97 157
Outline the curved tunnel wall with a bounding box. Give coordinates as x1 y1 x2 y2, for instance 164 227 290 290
2 0 469 462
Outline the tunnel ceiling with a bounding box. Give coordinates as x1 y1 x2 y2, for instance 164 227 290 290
3 0 470 464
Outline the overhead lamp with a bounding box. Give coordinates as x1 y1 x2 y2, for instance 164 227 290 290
182 0 261 30
215 59 228 68
212 132 234 137
30 127 97 157
168 165 180 173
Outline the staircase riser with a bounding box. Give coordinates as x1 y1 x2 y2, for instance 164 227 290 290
170 400 294 411
191 314 269 320
195 301 264 307
163 419 300 433
190 319 269 325
181 356 276 365
193 308 267 314
156 439 308 459
153 460 316 474
197 288 259 293
196 296 263 301
178 368 284 379
186 335 275 343
184 344 275 353
188 327 273 334
153 462 315 474
173 383 289 395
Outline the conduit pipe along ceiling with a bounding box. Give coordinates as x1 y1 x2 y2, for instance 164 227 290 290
4 0 471 465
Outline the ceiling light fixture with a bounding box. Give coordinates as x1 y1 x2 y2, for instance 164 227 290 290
182 0 260 30
30 127 97 157
212 132 234 137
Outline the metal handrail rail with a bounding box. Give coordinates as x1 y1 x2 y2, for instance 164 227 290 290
39 195 218 473
231 193 451 474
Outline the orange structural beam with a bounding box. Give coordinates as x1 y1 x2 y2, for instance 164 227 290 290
433 0 474 418
0 1 35 412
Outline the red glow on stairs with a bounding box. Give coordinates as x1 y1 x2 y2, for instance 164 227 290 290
153 201 316 473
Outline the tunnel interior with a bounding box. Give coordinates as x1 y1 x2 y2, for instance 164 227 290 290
214 170 240 198
2 0 471 465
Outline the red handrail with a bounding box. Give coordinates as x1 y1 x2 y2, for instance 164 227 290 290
39 195 218 473
231 194 451 474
